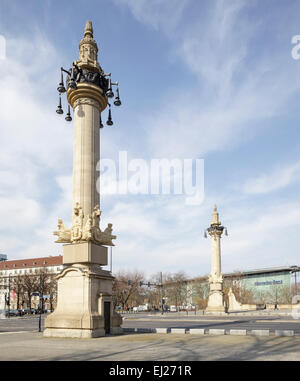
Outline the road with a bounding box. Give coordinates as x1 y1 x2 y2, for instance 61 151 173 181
121 312 300 334
1 312 300 334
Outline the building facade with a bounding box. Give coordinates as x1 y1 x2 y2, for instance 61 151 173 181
224 266 300 303
0 256 64 312
185 265 300 307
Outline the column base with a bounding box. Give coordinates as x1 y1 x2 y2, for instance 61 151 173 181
43 327 106 338
206 289 227 313
43 247 122 339
43 326 123 338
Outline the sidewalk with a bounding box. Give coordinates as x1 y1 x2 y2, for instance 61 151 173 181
0 330 299 361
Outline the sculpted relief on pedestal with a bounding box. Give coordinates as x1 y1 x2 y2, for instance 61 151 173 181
54 203 116 246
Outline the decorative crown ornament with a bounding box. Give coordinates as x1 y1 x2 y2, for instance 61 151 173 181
55 20 122 127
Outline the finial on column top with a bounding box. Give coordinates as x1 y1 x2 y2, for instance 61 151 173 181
78 20 98 64
211 204 221 225
84 21 93 38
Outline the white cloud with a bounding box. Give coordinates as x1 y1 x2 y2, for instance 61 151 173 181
0 33 74 258
222 201 300 270
121 0 300 161
0 197 41 230
115 0 189 34
243 162 300 194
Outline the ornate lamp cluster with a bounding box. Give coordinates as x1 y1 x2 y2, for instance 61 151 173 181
204 205 228 239
56 64 121 126
204 225 228 239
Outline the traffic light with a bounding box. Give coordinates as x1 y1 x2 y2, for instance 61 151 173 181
127 280 131 286
139 281 143 287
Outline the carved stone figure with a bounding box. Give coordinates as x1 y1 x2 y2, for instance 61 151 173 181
71 203 84 242
92 205 101 228
100 223 116 246
53 219 71 243
82 214 93 241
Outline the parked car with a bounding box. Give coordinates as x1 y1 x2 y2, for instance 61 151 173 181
5 309 18 317
23 308 35 315
16 309 25 316
35 308 48 314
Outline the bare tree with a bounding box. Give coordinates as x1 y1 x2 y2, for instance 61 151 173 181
22 273 38 310
46 274 58 311
267 284 293 304
112 270 145 310
164 271 188 308
11 275 24 309
192 276 209 309
223 271 255 306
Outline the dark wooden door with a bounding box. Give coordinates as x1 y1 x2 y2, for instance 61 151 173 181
104 301 111 334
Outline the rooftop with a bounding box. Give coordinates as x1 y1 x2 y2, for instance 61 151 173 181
0 256 63 270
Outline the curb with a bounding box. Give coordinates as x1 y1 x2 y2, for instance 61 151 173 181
208 329 225 335
251 330 270 336
154 328 169 334
123 328 296 336
170 328 187 334
275 330 294 337
229 329 247 336
189 329 205 335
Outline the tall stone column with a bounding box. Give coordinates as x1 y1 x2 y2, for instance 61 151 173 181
72 97 100 225
205 205 227 313
44 21 122 338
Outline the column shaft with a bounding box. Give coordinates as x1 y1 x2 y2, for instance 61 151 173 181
72 100 100 225
211 235 221 279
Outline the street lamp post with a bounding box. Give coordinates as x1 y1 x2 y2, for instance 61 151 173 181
0 275 10 318
6 274 11 318
138 272 164 313
160 272 164 314
38 274 43 332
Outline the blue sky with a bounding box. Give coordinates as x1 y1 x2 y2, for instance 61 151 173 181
0 0 300 279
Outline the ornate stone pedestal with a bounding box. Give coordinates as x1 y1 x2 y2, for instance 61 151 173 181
206 282 226 313
44 242 122 338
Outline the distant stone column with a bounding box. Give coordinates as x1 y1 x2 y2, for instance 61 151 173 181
205 205 227 313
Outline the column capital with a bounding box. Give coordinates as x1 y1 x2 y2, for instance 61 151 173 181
67 82 108 112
